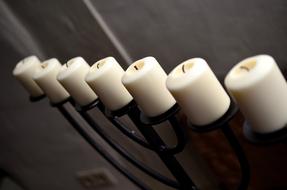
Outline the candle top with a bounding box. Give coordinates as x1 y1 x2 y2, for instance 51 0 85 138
225 55 275 89
13 55 41 76
122 56 159 83
86 57 118 82
33 58 61 79
166 58 208 90
57 57 89 80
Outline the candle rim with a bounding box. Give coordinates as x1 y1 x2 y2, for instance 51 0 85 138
166 58 209 90
224 54 275 90
33 58 62 79
85 56 119 82
122 56 159 84
13 55 41 76
57 57 89 81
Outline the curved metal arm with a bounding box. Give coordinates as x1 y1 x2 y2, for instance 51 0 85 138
105 101 186 154
128 105 198 190
103 101 153 150
189 102 250 190
164 116 188 155
108 116 154 150
139 104 187 155
57 105 150 190
221 124 250 190
78 110 180 189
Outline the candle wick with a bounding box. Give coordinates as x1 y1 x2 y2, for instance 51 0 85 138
240 66 250 72
182 64 186 73
41 64 46 69
97 63 100 69
134 65 139 70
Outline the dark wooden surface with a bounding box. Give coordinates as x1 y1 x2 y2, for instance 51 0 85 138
187 112 287 190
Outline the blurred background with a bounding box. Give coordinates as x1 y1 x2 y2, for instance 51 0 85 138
0 0 287 189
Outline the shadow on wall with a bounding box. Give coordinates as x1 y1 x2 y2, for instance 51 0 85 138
0 170 23 190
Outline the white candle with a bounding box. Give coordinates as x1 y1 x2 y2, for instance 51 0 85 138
33 58 70 104
12 55 44 97
225 55 287 133
57 57 98 106
85 57 133 111
166 58 231 125
122 57 176 117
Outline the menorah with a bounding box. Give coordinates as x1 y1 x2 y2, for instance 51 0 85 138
29 94 250 190
15 54 287 190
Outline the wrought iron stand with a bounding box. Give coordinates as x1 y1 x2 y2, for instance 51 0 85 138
30 96 251 190
189 102 250 190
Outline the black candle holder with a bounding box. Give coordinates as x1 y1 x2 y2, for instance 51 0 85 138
106 101 197 190
29 94 46 102
105 101 153 150
28 94 222 189
243 122 287 144
189 102 250 190
49 97 71 107
106 101 186 154
29 94 253 190
30 97 151 190
74 100 183 189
